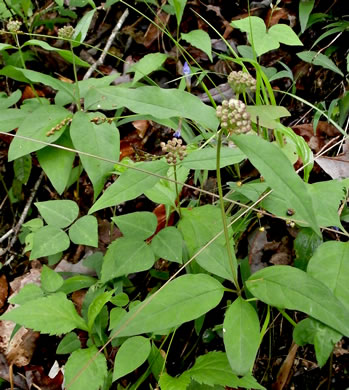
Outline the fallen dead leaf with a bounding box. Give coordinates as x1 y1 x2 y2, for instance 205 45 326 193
272 342 299 390
0 274 8 310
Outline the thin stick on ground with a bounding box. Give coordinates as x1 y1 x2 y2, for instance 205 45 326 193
83 8 129 80
0 171 44 258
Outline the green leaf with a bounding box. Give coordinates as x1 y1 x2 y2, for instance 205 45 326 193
297 51 344 76
181 147 245 170
168 0 187 26
307 241 349 311
41 265 64 293
69 215 98 247
187 352 265 389
293 318 341 367
178 205 225 256
181 30 212 61
109 307 127 330
294 227 323 270
151 226 183 264
22 39 89 67
72 9 96 46
35 200 79 228
89 160 169 214
159 372 191 390
84 86 219 131
112 211 157 240
299 0 315 33
88 290 115 331
247 265 349 337
128 53 168 85
64 346 107 390
30 226 70 260
13 155 31 184
0 66 74 98
70 112 120 198
113 274 224 337
0 89 21 109
0 108 29 132
231 134 320 235
110 292 129 307
0 292 88 334
246 105 290 129
9 284 43 305
196 242 235 281
8 105 72 161
101 238 155 282
113 336 151 381
59 275 97 295
223 297 260 376
56 332 81 354
231 16 302 57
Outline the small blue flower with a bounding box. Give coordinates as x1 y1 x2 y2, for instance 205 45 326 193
183 61 191 77
174 129 181 138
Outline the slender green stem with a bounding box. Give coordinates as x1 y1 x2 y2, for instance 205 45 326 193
173 164 181 218
278 309 297 327
14 33 41 102
70 41 81 111
216 129 241 293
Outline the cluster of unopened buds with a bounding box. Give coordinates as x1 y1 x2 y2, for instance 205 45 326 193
160 138 187 165
228 70 256 94
216 99 252 134
7 20 22 33
58 25 75 40
46 117 72 136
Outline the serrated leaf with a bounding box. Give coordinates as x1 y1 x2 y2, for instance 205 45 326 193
223 297 260 376
112 211 157 240
35 200 79 228
181 147 245 170
181 30 212 61
247 265 349 337
89 160 169 214
8 105 71 161
84 85 219 131
128 53 168 85
70 112 120 199
112 274 224 337
56 332 81 354
151 227 183 264
231 134 320 235
101 237 155 282
30 226 70 260
113 336 151 381
0 292 88 334
64 346 107 390
297 51 344 76
41 265 64 293
9 284 44 305
69 215 98 247
159 372 191 390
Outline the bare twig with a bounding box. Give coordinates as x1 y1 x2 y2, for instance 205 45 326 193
0 171 44 259
83 8 129 80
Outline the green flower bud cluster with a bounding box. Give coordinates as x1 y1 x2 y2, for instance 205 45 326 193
216 99 252 134
58 25 75 40
228 71 256 94
160 138 187 165
46 117 72 137
7 20 22 33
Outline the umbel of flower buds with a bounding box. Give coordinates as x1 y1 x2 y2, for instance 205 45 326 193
160 138 187 165
228 70 256 94
58 25 75 40
216 99 252 135
7 20 22 33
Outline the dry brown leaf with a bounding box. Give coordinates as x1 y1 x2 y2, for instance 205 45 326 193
272 342 299 390
143 11 170 48
132 120 150 139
